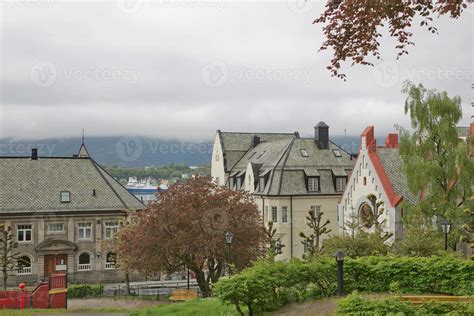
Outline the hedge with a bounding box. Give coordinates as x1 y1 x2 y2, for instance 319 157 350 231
337 293 474 315
214 256 474 316
68 284 104 298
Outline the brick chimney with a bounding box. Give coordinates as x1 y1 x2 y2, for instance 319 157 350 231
361 126 376 152
314 121 329 149
385 133 399 148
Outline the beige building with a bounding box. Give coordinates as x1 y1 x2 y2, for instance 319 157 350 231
0 144 144 286
211 122 354 260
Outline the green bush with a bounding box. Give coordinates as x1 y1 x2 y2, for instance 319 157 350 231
322 231 390 258
215 256 474 315
337 293 474 315
68 284 104 298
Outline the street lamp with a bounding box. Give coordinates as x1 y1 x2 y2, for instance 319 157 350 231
441 219 451 251
333 250 345 296
225 231 234 275
274 239 282 255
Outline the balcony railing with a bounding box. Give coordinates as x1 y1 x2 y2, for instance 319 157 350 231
17 267 32 275
77 263 92 271
105 262 115 270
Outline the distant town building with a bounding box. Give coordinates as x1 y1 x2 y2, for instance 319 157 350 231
211 122 354 260
337 126 417 241
0 143 144 285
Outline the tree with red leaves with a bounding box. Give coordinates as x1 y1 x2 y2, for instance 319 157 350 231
315 0 469 79
116 177 268 297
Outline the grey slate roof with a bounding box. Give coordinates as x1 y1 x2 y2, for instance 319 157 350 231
223 130 354 196
0 150 144 214
377 147 417 205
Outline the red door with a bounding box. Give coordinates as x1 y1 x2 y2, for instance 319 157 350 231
44 254 67 276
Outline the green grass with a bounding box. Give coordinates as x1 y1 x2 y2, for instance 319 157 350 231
130 298 241 316
0 307 137 315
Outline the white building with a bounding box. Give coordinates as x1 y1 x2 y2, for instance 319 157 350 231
337 126 417 241
211 122 355 260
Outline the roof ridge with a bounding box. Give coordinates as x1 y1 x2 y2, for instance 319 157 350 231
220 131 297 135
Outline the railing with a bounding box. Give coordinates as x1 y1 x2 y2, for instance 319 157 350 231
105 262 115 270
77 264 91 271
49 274 66 290
17 267 32 275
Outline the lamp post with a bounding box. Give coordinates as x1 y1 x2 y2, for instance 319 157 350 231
441 219 451 251
274 239 282 255
225 231 234 275
187 265 190 290
333 250 345 296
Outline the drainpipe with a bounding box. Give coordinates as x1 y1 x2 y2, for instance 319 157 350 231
290 196 293 258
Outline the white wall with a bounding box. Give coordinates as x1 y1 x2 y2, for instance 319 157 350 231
210 132 226 186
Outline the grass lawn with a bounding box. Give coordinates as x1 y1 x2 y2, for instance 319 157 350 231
0 307 135 316
130 298 241 316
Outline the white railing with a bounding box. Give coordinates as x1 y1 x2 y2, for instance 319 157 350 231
78 263 92 271
105 262 115 270
17 267 32 275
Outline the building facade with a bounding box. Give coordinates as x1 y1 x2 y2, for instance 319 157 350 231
211 122 354 260
337 126 417 242
0 144 144 286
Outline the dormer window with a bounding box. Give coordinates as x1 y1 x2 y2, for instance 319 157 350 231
259 177 266 191
300 149 309 157
332 149 342 157
60 191 70 203
335 177 347 192
308 177 319 192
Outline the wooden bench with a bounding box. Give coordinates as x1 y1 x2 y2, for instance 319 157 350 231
169 289 198 301
400 295 473 305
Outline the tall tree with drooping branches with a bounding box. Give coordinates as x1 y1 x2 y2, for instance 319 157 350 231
116 177 268 297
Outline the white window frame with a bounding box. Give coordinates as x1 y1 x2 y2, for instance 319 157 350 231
300 149 309 157
105 252 116 270
47 223 65 234
308 177 319 192
16 255 33 275
17 224 33 243
104 221 119 240
77 222 93 241
77 251 92 271
271 206 278 223
282 206 288 223
336 177 347 192
60 191 71 203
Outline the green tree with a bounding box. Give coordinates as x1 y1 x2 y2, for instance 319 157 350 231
265 221 284 260
0 225 22 289
398 82 474 250
299 207 331 259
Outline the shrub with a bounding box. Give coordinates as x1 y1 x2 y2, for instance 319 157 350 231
321 231 390 258
337 293 474 315
68 284 104 298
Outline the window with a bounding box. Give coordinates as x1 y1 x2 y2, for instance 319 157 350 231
105 252 116 270
282 206 288 223
335 177 346 192
359 203 373 228
60 191 70 203
264 205 269 221
311 205 321 216
215 154 219 161
363 177 367 185
333 149 342 157
248 175 251 186
17 256 32 275
259 177 265 191
104 221 119 239
300 149 309 157
78 252 91 271
271 206 278 223
17 225 32 242
236 177 241 189
229 177 234 188
308 177 319 192
48 223 64 233
77 223 92 240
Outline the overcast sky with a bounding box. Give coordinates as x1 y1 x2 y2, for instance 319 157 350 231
1 0 472 141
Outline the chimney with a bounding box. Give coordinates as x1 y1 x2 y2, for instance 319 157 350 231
252 135 260 148
31 148 38 160
470 122 474 137
314 121 329 149
361 126 376 152
385 133 399 148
